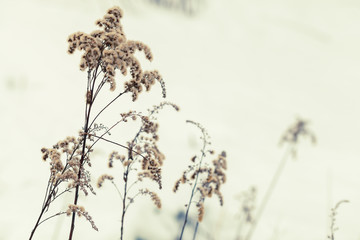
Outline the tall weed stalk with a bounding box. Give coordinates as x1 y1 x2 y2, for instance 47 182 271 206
29 6 166 240
174 120 227 240
244 118 316 240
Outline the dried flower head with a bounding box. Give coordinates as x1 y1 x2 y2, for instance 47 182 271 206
175 120 227 230
30 7 172 240
236 186 257 223
196 202 205 222
97 174 114 188
67 6 166 100
66 204 98 231
95 101 178 239
279 118 316 158
140 188 161 209
279 118 316 146
41 136 82 183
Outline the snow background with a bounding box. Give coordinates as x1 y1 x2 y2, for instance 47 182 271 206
1 0 360 239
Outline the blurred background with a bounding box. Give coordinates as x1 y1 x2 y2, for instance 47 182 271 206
1 0 360 239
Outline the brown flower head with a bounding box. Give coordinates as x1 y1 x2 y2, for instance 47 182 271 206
279 118 316 158
174 120 227 223
67 6 166 100
66 204 98 231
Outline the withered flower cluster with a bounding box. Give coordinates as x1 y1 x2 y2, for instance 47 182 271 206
237 186 257 224
30 6 172 240
198 151 227 205
279 118 316 146
97 102 178 239
67 6 165 100
34 134 98 239
98 102 179 190
279 118 316 158
174 150 227 222
174 120 227 229
98 102 179 193
41 135 95 196
66 204 98 231
233 186 257 240
139 188 162 209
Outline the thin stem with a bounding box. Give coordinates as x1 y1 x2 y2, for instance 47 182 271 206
30 52 103 240
29 192 54 240
179 145 207 240
124 191 142 213
192 197 208 240
192 221 199 240
120 165 130 240
126 179 140 194
50 188 72 204
118 111 157 239
111 180 123 200
42 175 52 209
179 170 199 240
92 76 107 101
244 144 293 240
68 65 99 239
235 214 246 240
88 89 128 130
68 121 91 239
38 212 67 227
29 175 67 240
87 114 131 154
90 135 147 160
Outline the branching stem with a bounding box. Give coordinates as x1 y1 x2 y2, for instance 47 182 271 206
179 139 207 240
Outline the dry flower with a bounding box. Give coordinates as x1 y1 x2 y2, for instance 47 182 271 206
66 204 98 231
97 174 114 188
176 120 227 240
97 102 178 240
67 6 166 101
140 188 162 209
279 118 316 158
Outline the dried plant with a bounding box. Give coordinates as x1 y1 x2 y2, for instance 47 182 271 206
173 120 227 240
234 186 257 240
328 200 349 240
244 118 316 240
279 117 316 158
29 6 166 240
97 102 179 240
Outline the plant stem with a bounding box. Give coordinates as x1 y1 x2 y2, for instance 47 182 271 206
244 144 293 240
179 187 195 240
68 113 91 239
29 176 66 240
234 213 245 240
29 192 53 240
38 212 67 226
88 89 127 130
68 105 93 239
120 165 130 240
68 65 99 239
90 135 146 159
179 147 206 240
192 221 199 240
